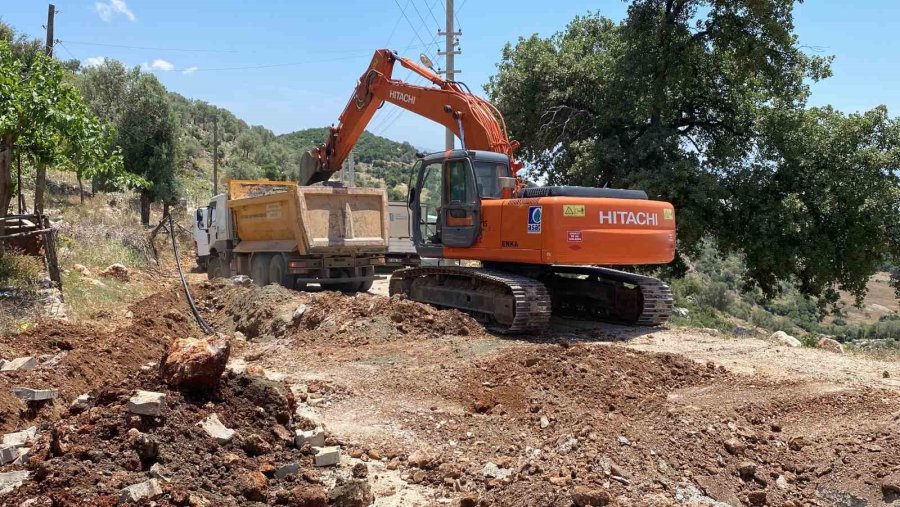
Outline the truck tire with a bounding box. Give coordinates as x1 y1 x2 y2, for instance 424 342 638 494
358 266 375 292
250 253 272 286
207 252 227 280
332 269 358 294
268 254 296 290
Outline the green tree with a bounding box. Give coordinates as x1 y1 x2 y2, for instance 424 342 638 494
487 2 898 306
118 73 179 225
1 41 130 239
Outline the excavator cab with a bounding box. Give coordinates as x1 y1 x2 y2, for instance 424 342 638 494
409 150 512 257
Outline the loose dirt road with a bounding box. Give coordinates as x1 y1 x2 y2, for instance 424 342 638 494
1 275 898 506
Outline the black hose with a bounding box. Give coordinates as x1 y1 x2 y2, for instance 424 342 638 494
166 213 215 335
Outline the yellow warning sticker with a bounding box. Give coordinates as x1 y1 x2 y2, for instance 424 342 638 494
563 205 585 217
663 208 674 220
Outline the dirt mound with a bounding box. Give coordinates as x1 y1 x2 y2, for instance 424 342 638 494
0 289 198 432
386 343 900 506
1 369 352 506
197 280 484 345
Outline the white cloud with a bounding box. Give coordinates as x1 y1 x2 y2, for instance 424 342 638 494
95 0 135 22
141 59 174 72
83 56 107 68
182 66 199 75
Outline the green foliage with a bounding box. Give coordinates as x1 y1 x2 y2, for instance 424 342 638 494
487 2 899 309
0 252 42 290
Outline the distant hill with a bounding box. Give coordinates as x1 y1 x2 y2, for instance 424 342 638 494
166 92 419 203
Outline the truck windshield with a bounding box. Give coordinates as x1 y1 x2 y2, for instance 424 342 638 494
473 161 510 198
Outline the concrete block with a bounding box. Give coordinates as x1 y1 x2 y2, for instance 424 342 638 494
295 427 325 448
198 413 234 444
13 447 30 465
12 388 58 402
2 426 37 447
119 479 163 502
1 357 37 372
0 470 30 494
0 445 19 465
127 391 166 417
313 446 340 467
275 462 300 479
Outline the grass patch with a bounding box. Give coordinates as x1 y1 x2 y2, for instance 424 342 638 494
0 253 44 335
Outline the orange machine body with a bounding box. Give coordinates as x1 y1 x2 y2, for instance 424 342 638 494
442 197 676 265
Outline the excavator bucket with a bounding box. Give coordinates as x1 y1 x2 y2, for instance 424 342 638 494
298 150 331 186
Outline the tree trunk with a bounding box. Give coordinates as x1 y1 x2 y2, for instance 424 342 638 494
35 162 47 214
77 173 84 204
0 140 13 258
140 189 151 226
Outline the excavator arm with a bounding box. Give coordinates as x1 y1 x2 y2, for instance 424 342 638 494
299 49 521 186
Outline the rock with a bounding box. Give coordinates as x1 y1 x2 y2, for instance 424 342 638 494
352 462 368 479
293 304 308 320
747 490 767 506
0 471 30 494
241 434 272 456
99 263 130 282
482 462 512 480
617 435 631 446
127 391 166 417
366 448 381 460
132 432 160 463
770 330 801 347
232 275 253 287
12 447 30 465
673 307 690 318
328 478 373 507
2 426 37 448
313 446 340 467
119 479 163 503
73 264 92 276
199 413 235 444
295 427 326 448
274 463 300 479
234 374 296 425
737 461 757 480
882 472 900 494
160 335 230 390
239 471 268 501
407 449 433 469
776 475 789 490
816 337 844 353
724 437 745 455
539 416 550 429
1 357 37 372
150 463 172 482
788 436 808 451
11 388 58 402
70 394 91 413
292 484 328 507
571 485 613 506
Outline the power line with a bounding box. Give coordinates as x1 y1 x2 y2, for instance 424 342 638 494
385 0 410 47
393 0 438 63
59 40 240 53
454 0 468 30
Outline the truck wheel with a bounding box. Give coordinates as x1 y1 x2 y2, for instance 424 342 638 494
358 266 375 292
250 253 271 286
268 255 296 290
207 252 227 280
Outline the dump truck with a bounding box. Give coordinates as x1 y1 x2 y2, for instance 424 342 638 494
203 179 388 292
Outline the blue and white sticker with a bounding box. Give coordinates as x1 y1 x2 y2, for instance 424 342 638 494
527 206 542 234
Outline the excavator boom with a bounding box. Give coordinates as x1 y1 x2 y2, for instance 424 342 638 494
299 49 520 186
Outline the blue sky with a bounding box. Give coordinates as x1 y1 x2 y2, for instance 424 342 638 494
4 0 900 151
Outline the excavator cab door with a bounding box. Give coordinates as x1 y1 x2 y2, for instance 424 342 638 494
440 157 481 248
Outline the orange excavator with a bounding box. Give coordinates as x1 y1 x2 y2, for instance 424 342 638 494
300 49 675 333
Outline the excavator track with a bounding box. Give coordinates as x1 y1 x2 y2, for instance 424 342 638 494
539 265 674 326
389 266 552 333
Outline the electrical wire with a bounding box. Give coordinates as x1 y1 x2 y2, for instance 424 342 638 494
392 0 439 64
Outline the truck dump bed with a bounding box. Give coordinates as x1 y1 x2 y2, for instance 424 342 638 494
227 180 388 256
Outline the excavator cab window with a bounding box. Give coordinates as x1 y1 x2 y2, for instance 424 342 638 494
418 161 443 244
473 161 510 198
441 157 481 248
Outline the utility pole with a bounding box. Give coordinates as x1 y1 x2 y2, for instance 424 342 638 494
348 150 355 187
212 115 218 195
438 0 461 150
45 4 55 57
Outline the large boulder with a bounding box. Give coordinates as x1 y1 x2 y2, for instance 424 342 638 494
816 337 844 354
769 331 801 348
160 335 230 390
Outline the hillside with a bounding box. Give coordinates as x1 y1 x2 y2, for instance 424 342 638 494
168 93 418 205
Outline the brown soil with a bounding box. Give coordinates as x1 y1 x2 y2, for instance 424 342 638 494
1 279 898 506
